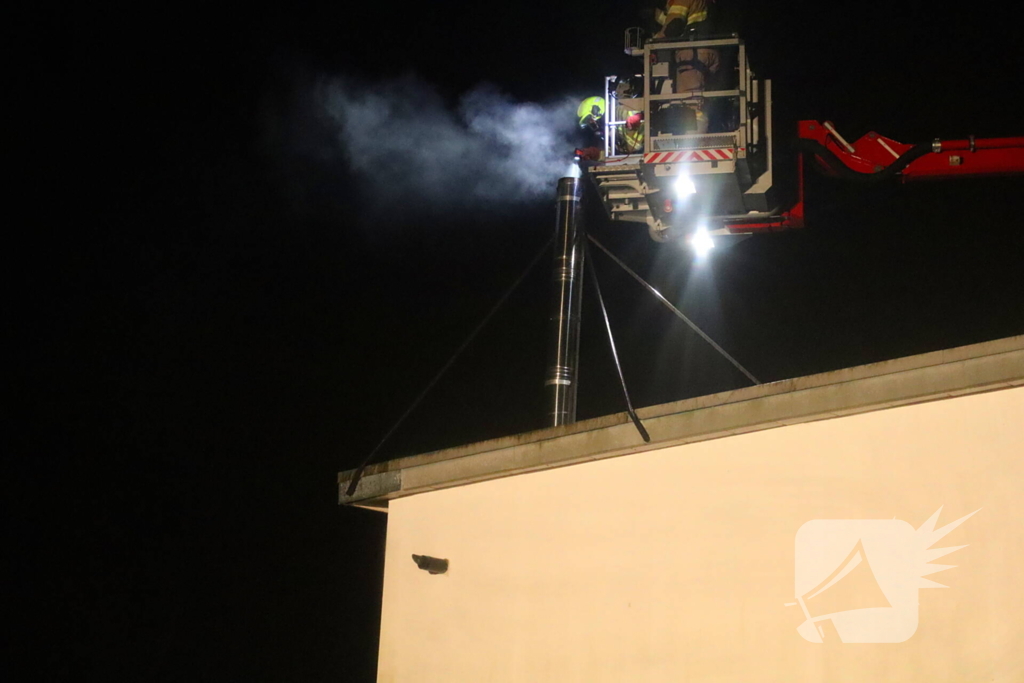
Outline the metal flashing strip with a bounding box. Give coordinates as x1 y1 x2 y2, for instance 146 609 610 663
338 336 1024 510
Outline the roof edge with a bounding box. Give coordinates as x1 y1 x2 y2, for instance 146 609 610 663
339 335 1024 509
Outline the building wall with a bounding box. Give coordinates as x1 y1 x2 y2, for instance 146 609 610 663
376 386 1023 682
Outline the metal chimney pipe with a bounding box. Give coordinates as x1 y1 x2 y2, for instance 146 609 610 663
545 177 586 426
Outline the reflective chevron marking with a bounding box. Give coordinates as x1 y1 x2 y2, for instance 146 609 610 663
643 149 734 163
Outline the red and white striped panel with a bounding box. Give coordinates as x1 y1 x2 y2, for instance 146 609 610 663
644 149 734 163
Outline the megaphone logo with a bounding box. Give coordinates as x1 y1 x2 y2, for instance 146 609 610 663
786 507 978 643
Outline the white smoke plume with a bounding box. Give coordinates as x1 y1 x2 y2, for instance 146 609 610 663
316 75 582 218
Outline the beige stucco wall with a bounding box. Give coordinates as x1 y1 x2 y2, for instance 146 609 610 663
377 386 1023 682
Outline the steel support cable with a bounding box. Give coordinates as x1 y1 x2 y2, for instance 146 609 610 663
585 242 651 443
345 236 555 497
587 234 761 386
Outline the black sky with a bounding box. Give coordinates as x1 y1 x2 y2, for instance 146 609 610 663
15 2 1024 681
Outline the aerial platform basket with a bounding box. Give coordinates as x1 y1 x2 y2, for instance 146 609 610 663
589 35 781 241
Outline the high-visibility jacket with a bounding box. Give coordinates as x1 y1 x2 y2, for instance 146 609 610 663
655 0 710 32
618 122 644 154
616 106 644 154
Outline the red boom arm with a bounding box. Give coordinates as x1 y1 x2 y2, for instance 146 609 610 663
722 120 1024 234
797 120 1024 181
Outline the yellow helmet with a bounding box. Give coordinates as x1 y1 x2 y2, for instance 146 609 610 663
577 96 606 126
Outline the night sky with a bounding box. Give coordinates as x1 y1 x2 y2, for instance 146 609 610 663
17 2 1024 681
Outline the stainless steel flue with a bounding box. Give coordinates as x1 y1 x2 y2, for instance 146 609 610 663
545 177 586 426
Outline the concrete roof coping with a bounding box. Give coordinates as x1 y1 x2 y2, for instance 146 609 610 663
338 335 1024 510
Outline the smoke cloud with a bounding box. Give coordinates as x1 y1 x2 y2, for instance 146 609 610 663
314 75 582 218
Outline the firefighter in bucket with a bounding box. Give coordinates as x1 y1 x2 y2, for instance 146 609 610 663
576 95 644 160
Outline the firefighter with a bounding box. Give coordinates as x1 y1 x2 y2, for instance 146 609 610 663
578 96 605 132
576 96 606 155
619 112 644 155
577 96 644 156
652 0 719 133
652 0 711 40
576 96 606 159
